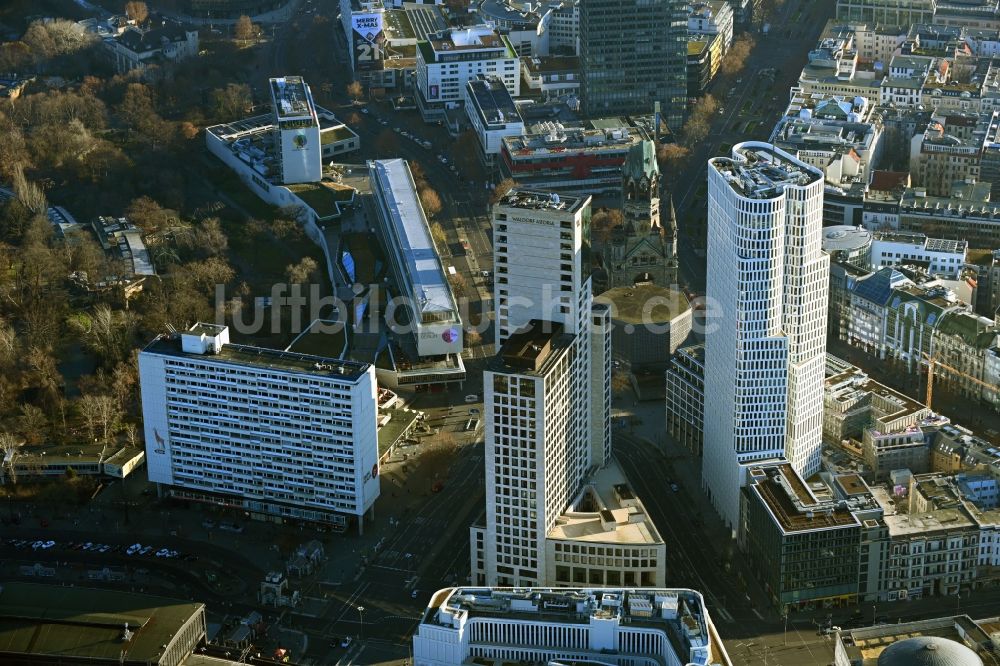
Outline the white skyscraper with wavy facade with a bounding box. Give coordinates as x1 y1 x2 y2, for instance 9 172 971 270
702 142 828 532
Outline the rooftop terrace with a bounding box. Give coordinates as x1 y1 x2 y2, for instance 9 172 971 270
270 76 314 120
748 463 869 533
548 458 664 545
710 143 822 199
498 188 586 213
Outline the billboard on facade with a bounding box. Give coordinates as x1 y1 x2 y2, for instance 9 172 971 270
352 13 385 72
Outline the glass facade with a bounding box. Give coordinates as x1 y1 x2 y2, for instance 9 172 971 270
580 0 688 129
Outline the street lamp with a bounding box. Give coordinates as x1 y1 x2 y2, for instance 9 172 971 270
357 605 365 641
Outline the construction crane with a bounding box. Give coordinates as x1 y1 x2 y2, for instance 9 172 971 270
922 351 996 410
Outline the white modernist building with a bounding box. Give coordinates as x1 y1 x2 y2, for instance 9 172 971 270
870 231 968 278
138 324 380 533
473 189 614 588
269 76 322 185
416 25 519 118
703 142 829 532
412 587 733 666
368 159 464 359
204 76 360 223
464 75 525 162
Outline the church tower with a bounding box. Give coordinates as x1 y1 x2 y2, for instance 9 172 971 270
605 140 677 287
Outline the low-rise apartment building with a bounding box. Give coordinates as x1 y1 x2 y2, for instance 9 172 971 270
909 111 997 197
104 18 198 74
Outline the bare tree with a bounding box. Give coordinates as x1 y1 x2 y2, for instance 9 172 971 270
127 196 176 235
721 35 755 77
657 143 691 174
71 304 138 369
285 256 319 284
194 217 229 258
125 1 149 25
78 393 121 444
429 222 448 251
346 81 364 102
124 422 140 449
465 328 482 346
419 188 443 217
18 403 48 444
11 163 47 216
0 318 17 370
0 432 24 484
591 208 624 245
235 15 257 44
680 116 711 148
210 83 252 121
490 177 517 204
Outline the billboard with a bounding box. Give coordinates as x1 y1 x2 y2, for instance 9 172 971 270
352 12 385 72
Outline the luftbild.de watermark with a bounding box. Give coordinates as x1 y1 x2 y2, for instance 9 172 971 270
213 283 724 338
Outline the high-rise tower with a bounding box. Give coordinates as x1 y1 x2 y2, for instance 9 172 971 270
476 190 611 587
269 76 321 184
702 142 828 532
580 0 688 127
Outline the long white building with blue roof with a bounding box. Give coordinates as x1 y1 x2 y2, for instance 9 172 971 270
368 159 464 358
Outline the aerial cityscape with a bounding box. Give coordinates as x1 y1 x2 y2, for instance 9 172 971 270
4 0 1000 664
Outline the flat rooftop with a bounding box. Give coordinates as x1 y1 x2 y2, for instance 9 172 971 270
369 159 457 318
424 587 729 666
270 76 314 120
838 614 996 665
467 76 521 127
596 284 691 325
497 320 566 373
710 143 822 199
503 122 639 155
872 231 968 253
547 457 664 545
0 582 204 664
748 463 865 533
883 507 974 537
144 334 371 381
497 188 586 214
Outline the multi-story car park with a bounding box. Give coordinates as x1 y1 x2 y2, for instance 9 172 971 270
412 587 732 666
138 323 380 534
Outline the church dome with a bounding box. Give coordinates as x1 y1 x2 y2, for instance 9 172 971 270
877 637 983 666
